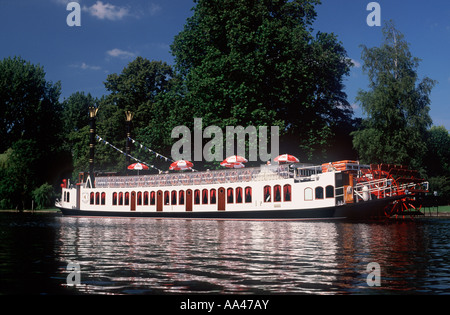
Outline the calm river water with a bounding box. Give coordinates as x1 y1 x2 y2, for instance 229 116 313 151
1 212 449 295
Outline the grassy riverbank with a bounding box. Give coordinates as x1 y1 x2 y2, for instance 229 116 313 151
0 207 60 213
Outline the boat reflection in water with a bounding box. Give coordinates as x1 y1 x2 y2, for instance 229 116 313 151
55 217 448 294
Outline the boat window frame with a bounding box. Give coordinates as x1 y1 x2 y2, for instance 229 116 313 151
101 192 106 205
137 191 142 206
164 191 170 205
179 190 185 205
326 185 334 198
210 189 216 204
274 185 282 202
125 192 130 205
264 185 271 202
194 189 200 205
304 187 313 201
245 186 252 203
171 190 177 205
202 189 208 204
227 187 234 204
315 186 324 200
283 184 292 202
236 187 243 203
143 191 149 205
150 191 155 205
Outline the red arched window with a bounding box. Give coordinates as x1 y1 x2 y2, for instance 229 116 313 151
101 192 106 205
264 185 271 202
119 192 123 205
95 192 100 205
150 191 155 205
283 184 292 202
112 192 117 205
164 191 170 205
210 189 216 204
179 190 185 205
171 190 177 205
125 192 130 205
90 192 95 205
202 189 208 204
227 188 234 203
137 192 142 205
274 185 281 202
194 189 200 204
245 187 252 203
143 191 149 205
236 187 243 203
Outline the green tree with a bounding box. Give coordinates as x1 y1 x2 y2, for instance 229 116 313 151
171 0 353 161
61 92 98 179
91 57 181 173
352 21 436 170
32 183 55 210
424 126 450 202
0 56 62 153
0 56 67 209
424 126 450 177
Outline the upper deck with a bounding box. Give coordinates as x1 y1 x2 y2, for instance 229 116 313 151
94 164 298 189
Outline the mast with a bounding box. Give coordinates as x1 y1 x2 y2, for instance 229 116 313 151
125 111 134 172
89 106 99 185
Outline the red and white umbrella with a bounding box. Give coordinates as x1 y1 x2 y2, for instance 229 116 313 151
220 161 245 168
127 162 149 170
169 160 193 171
223 155 248 164
274 154 299 164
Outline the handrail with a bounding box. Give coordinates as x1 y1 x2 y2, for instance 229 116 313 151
94 164 294 188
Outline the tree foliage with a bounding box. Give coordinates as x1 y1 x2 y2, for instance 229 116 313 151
171 0 354 161
352 21 436 170
0 57 68 209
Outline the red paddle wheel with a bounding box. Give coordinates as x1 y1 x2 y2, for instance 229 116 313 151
357 164 426 218
356 167 402 200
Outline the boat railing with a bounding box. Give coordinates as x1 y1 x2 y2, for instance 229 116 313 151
294 164 323 180
94 164 293 188
352 178 429 203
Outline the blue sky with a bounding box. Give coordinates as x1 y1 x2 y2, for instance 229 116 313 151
1 0 449 129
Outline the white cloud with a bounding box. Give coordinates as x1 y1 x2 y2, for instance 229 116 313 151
350 59 362 68
70 62 102 71
55 1 162 20
148 3 162 16
83 1 130 21
106 48 136 59
350 103 359 111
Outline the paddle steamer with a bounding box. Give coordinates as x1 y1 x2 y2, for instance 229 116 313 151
57 159 430 220
55 109 429 220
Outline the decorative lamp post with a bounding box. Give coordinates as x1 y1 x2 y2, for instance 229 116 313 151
89 106 99 185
